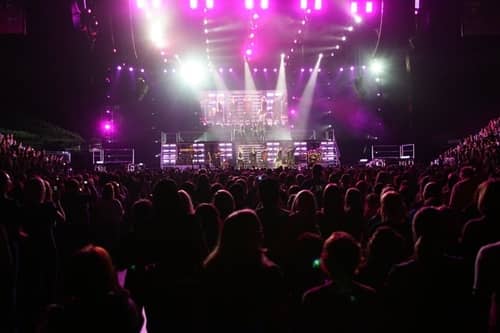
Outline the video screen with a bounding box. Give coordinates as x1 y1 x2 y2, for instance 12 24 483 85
199 90 288 126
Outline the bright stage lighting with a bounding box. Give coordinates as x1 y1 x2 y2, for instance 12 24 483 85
370 59 385 75
314 0 322 10
149 20 167 49
246 49 253 56
117 65 122 71
261 0 269 9
300 0 307 10
350 1 358 14
180 60 207 87
245 0 254 10
319 53 323 58
366 1 373 13
190 0 198 9
137 0 146 9
206 0 214 9
354 15 363 24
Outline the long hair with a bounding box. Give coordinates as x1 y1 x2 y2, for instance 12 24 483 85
204 209 264 268
66 245 121 299
291 190 317 216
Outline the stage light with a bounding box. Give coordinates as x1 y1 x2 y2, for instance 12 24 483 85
204 28 208 34
101 121 114 134
263 68 268 72
250 33 255 38
314 0 322 10
281 53 285 59
219 67 223 73
347 26 354 31
339 67 344 72
366 1 373 13
137 0 146 9
245 0 254 9
180 60 206 87
291 48 294 52
362 65 366 70
206 0 214 9
117 65 122 71
152 0 161 8
149 20 167 49
300 0 308 10
309 68 313 72
140 68 145 73
317 68 322 72
375 77 380 82
301 68 305 72
350 66 355 71
370 59 385 75
253 13 259 20
307 8 312 13
350 1 358 14
190 0 198 9
261 0 269 9
354 15 363 24
253 68 258 72
335 45 340 49
129 67 134 72
204 19 208 25
298 29 302 34
341 36 347 41
163 69 167 73
246 48 253 56
274 68 278 72
229 68 233 72
319 53 323 58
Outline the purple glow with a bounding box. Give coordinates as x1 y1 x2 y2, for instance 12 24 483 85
246 48 253 56
366 1 373 13
229 68 233 72
113 48 117 53
298 29 302 34
128 67 134 72
261 0 269 9
140 68 145 73
152 0 161 8
273 68 278 72
290 109 296 115
253 13 259 20
301 68 305 72
206 0 214 9
106 109 111 114
307 8 311 13
219 68 224 73
309 68 313 72
415 0 420 9
101 121 115 134
350 66 355 71
354 15 363 24
318 68 322 72
250 32 255 38
300 0 307 10
339 67 344 72
245 0 254 9
314 0 322 10
253 68 258 72
350 1 358 14
263 68 268 72
117 65 122 71
190 0 198 9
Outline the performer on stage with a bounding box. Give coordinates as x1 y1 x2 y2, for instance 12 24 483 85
249 148 257 169
261 149 268 168
237 148 244 169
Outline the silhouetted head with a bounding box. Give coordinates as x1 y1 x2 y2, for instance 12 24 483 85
178 189 195 215
381 191 406 224
102 183 115 201
206 209 263 265
292 190 317 215
258 178 280 208
460 166 474 180
367 226 405 266
477 179 500 218
213 189 235 220
412 207 446 258
345 187 363 213
321 232 360 280
152 178 180 217
323 183 343 216
195 203 221 252
67 245 119 298
24 177 46 205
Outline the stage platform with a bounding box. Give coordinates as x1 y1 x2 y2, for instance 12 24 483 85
160 140 341 169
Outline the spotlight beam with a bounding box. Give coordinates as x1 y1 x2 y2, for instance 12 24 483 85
244 60 257 92
297 55 322 131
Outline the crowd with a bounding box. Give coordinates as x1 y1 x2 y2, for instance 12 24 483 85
0 127 499 333
438 116 500 170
